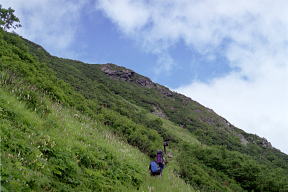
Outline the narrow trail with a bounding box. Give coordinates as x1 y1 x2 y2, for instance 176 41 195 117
133 114 199 192
136 153 195 192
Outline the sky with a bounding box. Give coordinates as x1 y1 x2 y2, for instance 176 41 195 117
1 0 287 154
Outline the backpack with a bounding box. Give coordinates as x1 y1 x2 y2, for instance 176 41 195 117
150 161 160 173
156 152 163 164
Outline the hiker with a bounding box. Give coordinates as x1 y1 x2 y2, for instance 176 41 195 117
149 161 161 176
163 139 169 154
156 150 165 172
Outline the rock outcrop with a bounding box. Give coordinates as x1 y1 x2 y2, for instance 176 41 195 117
260 137 272 148
100 64 135 82
100 64 174 97
152 105 167 119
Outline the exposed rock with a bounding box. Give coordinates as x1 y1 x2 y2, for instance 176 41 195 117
260 137 272 148
135 78 154 88
158 87 173 97
100 64 175 97
193 109 202 113
236 133 249 145
179 123 186 128
167 152 173 158
152 106 167 119
100 64 135 81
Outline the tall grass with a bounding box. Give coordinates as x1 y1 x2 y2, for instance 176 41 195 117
0 87 197 191
0 88 142 191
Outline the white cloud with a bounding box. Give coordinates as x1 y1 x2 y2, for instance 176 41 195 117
96 0 150 34
155 53 174 75
0 0 85 57
177 68 288 154
97 0 288 154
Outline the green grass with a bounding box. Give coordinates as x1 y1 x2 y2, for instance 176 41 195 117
1 28 288 191
0 87 197 191
0 88 143 191
146 113 200 145
137 160 195 192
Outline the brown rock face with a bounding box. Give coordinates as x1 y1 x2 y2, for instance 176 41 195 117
260 138 272 148
135 78 154 88
100 64 174 97
100 64 135 81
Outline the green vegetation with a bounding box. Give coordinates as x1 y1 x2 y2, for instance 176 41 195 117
178 145 288 192
0 89 143 191
1 22 288 192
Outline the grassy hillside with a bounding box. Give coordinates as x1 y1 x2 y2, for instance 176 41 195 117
1 29 288 192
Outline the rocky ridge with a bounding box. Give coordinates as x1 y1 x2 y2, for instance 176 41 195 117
99 63 275 149
100 64 173 96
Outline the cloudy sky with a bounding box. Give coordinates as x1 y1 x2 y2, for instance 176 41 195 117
1 0 287 154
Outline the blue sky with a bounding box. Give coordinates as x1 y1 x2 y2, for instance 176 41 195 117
49 4 232 89
1 0 288 154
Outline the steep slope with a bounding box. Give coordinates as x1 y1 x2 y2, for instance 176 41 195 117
30 46 286 172
1 29 288 192
94 64 288 169
0 30 195 192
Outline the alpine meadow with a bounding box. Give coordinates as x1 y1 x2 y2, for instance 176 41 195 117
1 5 288 192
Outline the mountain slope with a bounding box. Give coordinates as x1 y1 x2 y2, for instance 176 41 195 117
1 29 288 192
